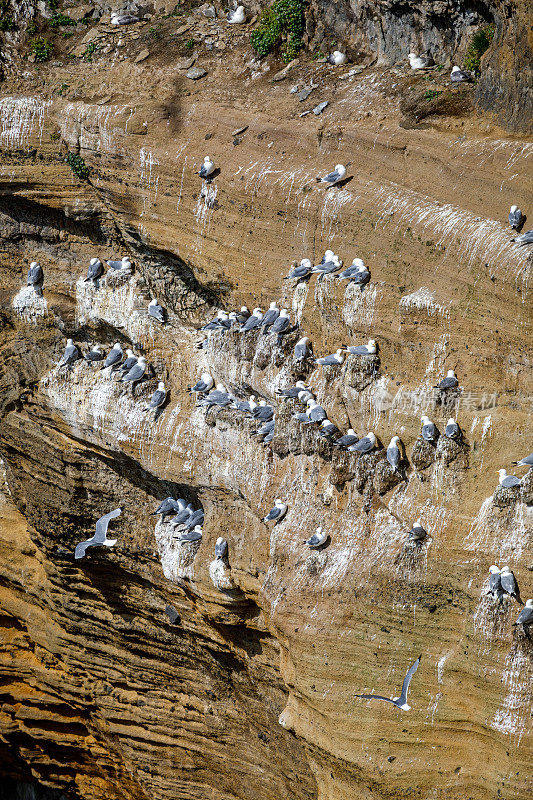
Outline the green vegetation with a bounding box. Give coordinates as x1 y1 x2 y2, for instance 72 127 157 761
464 24 495 76
29 37 53 62
185 38 195 49
49 12 77 27
0 1 14 31
82 41 98 61
57 82 69 95
66 152 89 180
48 0 59 9
50 131 60 141
250 0 304 63
424 89 441 100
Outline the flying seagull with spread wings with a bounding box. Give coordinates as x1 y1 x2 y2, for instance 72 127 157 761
354 654 422 711
75 508 122 559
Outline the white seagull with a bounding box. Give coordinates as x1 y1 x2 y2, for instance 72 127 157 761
387 436 401 471
354 654 422 711
263 499 287 524
513 451 533 470
146 381 167 411
434 369 458 390
315 348 345 366
345 339 377 356
199 156 215 178
450 66 473 82
408 53 434 69
327 51 347 66
514 599 533 628
305 527 328 548
508 205 523 229
497 469 521 488
316 164 346 187
75 508 121 559
421 415 439 442
148 298 166 323
58 339 79 368
227 5 245 23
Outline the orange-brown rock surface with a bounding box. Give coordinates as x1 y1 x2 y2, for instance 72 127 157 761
0 4 532 800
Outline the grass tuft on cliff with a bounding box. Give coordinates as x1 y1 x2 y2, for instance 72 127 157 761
251 0 304 63
66 152 90 180
464 24 495 76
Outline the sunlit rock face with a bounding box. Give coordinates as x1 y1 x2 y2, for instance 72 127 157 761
0 5 532 800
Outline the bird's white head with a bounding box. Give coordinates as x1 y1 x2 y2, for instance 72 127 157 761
149 298 157 306
408 53 417 60
525 599 533 608
498 468 508 482
30 261 39 268
201 372 212 381
320 419 331 428
447 417 456 426
193 525 203 533
500 566 511 575
335 348 344 357
295 381 306 388
125 348 133 357
275 498 283 505
90 257 99 265
240 305 249 313
279 309 289 317
414 519 423 529
113 341 121 349
307 398 317 408
335 164 346 175
489 564 500 574
297 337 310 345
316 526 322 534
216 383 226 391
252 307 262 315
269 301 278 309
391 435 400 445
447 369 456 378
66 338 73 346
228 312 237 320
367 338 376 348
137 356 146 364
216 536 224 545
352 258 365 268
301 258 312 267
451 66 461 73
347 428 356 436
258 400 267 407
421 415 431 425
510 205 518 212
157 381 165 390
367 432 376 443
204 156 211 162
324 249 334 259
216 310 225 319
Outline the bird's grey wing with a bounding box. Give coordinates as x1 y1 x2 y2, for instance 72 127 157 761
126 365 144 381
324 170 340 183
354 694 396 704
398 655 421 704
94 508 122 542
502 476 520 487
74 539 92 559
516 607 533 625
500 573 517 595
489 573 502 595
266 507 280 520
150 390 165 407
387 447 400 468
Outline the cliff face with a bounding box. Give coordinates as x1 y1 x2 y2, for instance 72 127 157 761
1 3 533 800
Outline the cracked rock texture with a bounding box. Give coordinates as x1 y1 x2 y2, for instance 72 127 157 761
0 2 532 800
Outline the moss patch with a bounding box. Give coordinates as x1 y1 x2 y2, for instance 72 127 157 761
251 0 304 63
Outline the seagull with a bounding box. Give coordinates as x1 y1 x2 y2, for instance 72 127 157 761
450 65 473 82
198 156 215 178
284 258 313 281
58 338 79 368
513 451 533 469
85 257 104 283
277 381 311 399
304 399 327 424
293 337 313 362
215 537 228 558
148 298 166 323
102 342 123 369
151 497 183 519
227 5 245 23
441 418 460 440
240 307 263 332
434 369 458 390
408 53 434 69
497 469 521 488
408 520 426 543
106 256 132 272
122 355 147 383
316 164 347 187
118 349 137 375
500 566 523 604
263 499 287 524
233 394 258 414
305 527 328 548
270 309 292 338
27 261 43 289
387 436 402 471
319 419 341 438
312 254 342 276
146 381 167 411
176 525 203 543
348 431 376 453
84 344 104 364
181 509 204 532
252 400 274 422
338 260 370 289
327 51 347 66
514 599 533 628
333 428 358 449
345 339 377 356
169 503 194 527
297 388 314 404
75 508 121 559
421 415 439 442
235 306 250 324
110 12 139 25
488 565 504 602
508 205 523 229
260 301 280 330
315 348 345 366
189 373 215 394
354 654 422 711
198 384 233 409
511 230 533 245
252 419 275 441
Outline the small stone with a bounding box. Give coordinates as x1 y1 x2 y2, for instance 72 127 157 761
387 756 396 763
205 132 213 139
299 111 311 117
175 23 191 34
313 101 328 115
290 84 299 94
272 59 299 82
199 3 216 18
298 85 314 102
134 48 150 63
186 66 207 80
178 55 196 69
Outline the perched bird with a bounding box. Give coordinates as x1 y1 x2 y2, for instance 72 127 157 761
285 258 313 281
85 257 104 283
177 525 203 543
297 388 314 404
312 253 342 276
277 381 310 399
338 260 370 290
514 599 533 628
215 537 228 559
27 261 43 289
240 307 263 332
252 400 274 422
151 497 183 520
181 509 204 532
513 451 533 470
252 418 275 438
349 431 376 453
118 349 137 375
500 566 523 604
169 503 195 527
102 342 123 369
508 205 523 229
421 415 439 442
110 12 139 25
189 373 214 394
345 339 377 356
511 230 533 245
263 499 287 525
106 256 132 273
354 654 422 711
497 469 521 488
198 384 233 409
387 436 402 471
319 419 340 438
327 51 347 66
270 309 291 335
293 337 313 362
233 394 258 414
488 565 504 602
58 338 79 368
75 508 121 559
198 156 215 178
304 399 327 424
434 369 458 390
444 418 461 440
122 355 147 383
408 520 426 543
316 164 347 187
260 301 280 330
450 65 473 82
333 428 358 449
84 344 104 364
227 5 245 23
408 52 434 69
235 306 250 324
146 381 167 411
148 298 166 324
305 527 328 548
315 348 345 367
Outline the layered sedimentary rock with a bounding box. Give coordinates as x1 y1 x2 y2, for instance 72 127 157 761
0 3 532 800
